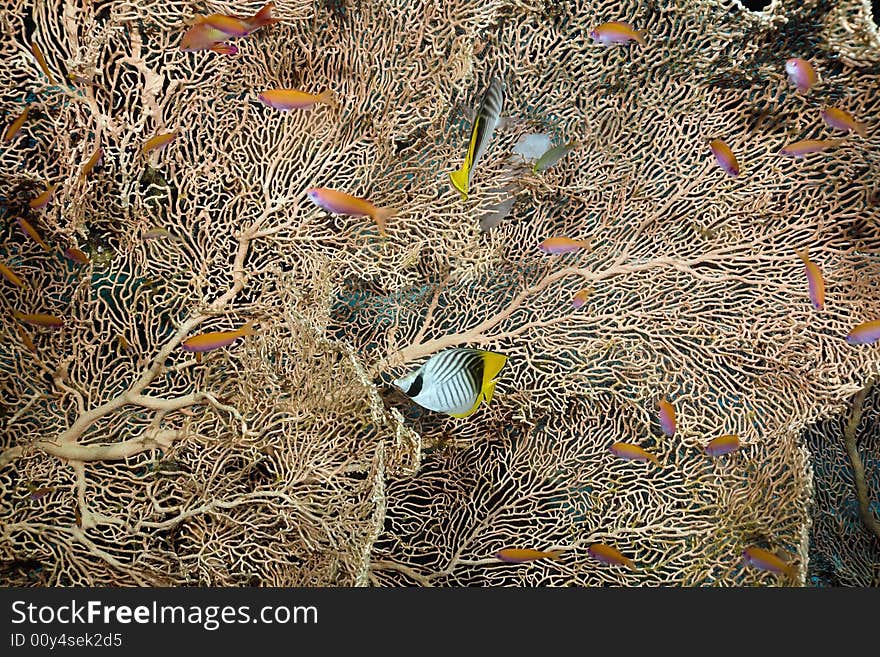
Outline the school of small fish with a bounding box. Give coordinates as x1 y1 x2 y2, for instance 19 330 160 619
2 4 869 585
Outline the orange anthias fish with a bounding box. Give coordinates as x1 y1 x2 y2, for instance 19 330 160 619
258 89 338 110
704 434 740 456
0 261 26 288
845 319 880 345
16 217 50 250
28 184 57 210
81 146 103 178
538 236 592 254
3 105 30 142
821 107 867 138
496 548 564 563
64 247 90 265
779 138 846 158
610 441 661 466
181 321 257 353
709 139 740 177
571 287 592 309
742 546 797 579
785 58 816 93
587 543 637 571
306 187 397 237
13 311 64 328
589 21 646 47
180 2 279 51
795 247 824 310
142 132 177 154
31 41 55 84
658 398 676 437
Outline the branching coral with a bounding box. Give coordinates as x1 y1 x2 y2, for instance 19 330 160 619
1 0 879 586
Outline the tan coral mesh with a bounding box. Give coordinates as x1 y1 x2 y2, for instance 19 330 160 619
1 0 879 586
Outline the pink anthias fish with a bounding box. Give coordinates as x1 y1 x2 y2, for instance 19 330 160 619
495 548 564 563
589 21 646 47
181 321 257 353
820 107 867 138
795 248 824 310
306 187 397 237
742 546 797 579
709 139 740 177
845 319 880 345
258 88 337 110
538 237 592 254
785 58 817 93
587 543 637 571
571 288 592 309
610 442 661 466
704 434 740 456
658 398 676 437
778 138 846 158
179 1 279 52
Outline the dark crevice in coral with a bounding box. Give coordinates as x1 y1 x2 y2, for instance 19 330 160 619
739 0 773 10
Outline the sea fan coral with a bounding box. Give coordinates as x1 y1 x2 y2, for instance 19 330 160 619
1 0 878 587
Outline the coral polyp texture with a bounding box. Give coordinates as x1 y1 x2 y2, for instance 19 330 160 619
1 0 878 586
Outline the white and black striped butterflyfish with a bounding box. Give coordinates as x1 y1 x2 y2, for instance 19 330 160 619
393 348 508 418
449 77 504 201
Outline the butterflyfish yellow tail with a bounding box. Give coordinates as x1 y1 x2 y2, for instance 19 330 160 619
449 166 470 201
449 350 508 418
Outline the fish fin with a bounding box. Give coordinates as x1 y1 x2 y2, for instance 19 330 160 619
855 122 867 138
318 89 338 109
648 453 662 467
635 30 647 47
195 352 203 364
240 320 258 337
371 207 397 236
482 379 497 405
794 247 809 263
249 2 279 28
478 350 508 387
548 549 565 560
449 166 470 200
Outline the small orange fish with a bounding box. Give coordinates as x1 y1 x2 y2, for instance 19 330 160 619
3 105 30 142
306 187 397 237
795 247 824 310
538 237 592 254
143 227 181 241
589 21 646 47
571 288 592 309
181 321 257 353
31 41 55 84
81 146 103 178
28 184 57 210
116 334 131 353
142 132 177 155
821 107 867 138
16 217 50 250
179 22 230 51
709 139 740 177
742 546 797 578
64 247 90 265
209 43 239 55
496 548 564 563
610 441 661 466
587 543 637 570
0 261 25 288
779 138 846 158
845 319 880 345
704 434 740 456
16 323 38 354
258 88 338 110
13 311 64 328
658 398 676 437
785 58 816 93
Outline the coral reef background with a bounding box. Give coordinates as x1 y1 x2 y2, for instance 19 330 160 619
1 0 879 586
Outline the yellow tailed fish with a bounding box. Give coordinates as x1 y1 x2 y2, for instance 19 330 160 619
393 348 508 418
449 77 504 201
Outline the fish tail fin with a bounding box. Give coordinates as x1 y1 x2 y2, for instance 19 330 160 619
635 30 647 47
318 89 338 109
240 320 259 337
371 206 397 236
449 166 470 200
649 454 662 467
855 122 867 138
478 351 508 404
548 550 565 560
250 2 280 28
795 247 809 262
